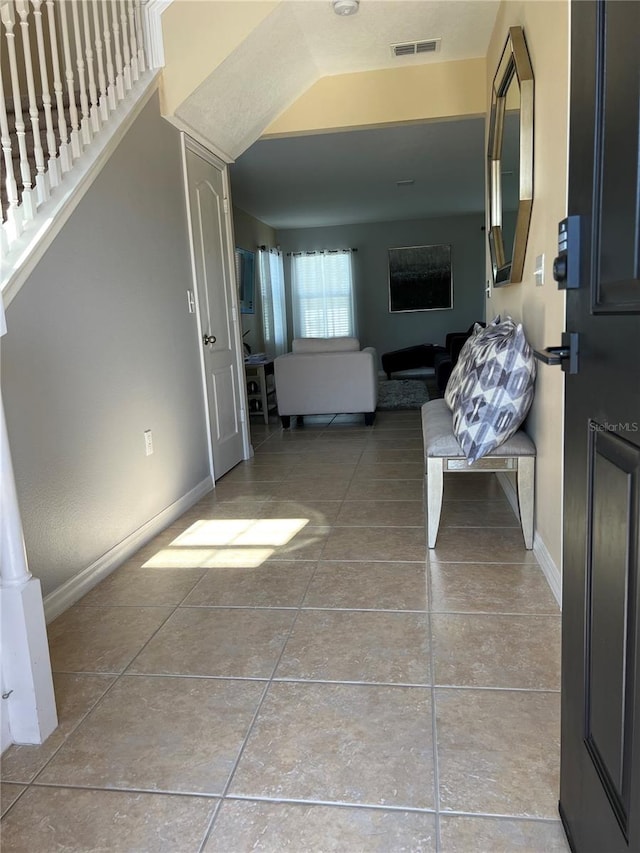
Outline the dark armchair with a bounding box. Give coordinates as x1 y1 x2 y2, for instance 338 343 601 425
433 323 485 394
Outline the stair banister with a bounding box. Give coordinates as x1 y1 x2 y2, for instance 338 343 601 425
82 0 100 133
71 0 92 146
31 0 60 188
45 0 71 173
58 0 82 159
111 0 124 102
0 79 20 240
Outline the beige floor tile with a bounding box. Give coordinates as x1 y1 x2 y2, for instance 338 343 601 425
293 449 365 464
440 473 506 501
365 438 424 452
436 688 560 818
38 675 264 794
275 610 431 684
0 786 218 852
269 479 352 501
336 499 424 527
258 499 343 524
210 482 282 500
48 605 173 673
359 449 425 465
429 528 537 563
218 465 288 484
287 461 358 478
322 526 426 562
174 498 270 524
304 561 427 611
346 479 423 501
229 682 435 808
430 562 560 615
265 526 331 561
78 565 206 607
432 614 561 690
352 462 423 480
439 815 570 852
183 561 315 608
128 607 295 678
0 784 25 817
1 673 115 783
439 499 518 527
204 800 437 852
366 428 423 440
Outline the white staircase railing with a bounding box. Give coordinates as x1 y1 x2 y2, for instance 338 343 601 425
1 0 149 259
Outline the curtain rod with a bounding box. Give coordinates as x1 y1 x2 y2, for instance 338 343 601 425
258 245 282 252
285 248 358 257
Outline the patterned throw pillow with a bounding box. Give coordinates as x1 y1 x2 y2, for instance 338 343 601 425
444 317 501 411
449 317 536 464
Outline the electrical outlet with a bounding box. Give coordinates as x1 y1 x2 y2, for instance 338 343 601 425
144 430 153 456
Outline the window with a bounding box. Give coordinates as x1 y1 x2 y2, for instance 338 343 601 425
291 250 356 339
258 247 287 358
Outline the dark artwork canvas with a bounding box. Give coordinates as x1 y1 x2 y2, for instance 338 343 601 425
388 244 453 312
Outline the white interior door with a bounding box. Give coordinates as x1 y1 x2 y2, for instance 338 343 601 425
184 140 245 480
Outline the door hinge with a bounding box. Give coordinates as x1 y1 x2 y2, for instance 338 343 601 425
223 197 230 215
239 408 246 423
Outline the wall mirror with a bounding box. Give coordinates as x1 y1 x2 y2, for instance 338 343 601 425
487 26 534 285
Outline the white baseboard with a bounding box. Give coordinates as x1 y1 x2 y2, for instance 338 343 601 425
43 476 213 622
496 472 562 609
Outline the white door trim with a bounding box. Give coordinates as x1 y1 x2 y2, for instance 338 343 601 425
180 134 251 481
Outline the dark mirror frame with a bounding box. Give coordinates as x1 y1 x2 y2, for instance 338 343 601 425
487 25 534 286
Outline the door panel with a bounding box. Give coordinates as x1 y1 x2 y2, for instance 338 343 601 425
185 144 244 480
560 2 640 851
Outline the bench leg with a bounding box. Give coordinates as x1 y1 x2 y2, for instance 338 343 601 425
426 457 444 548
517 456 535 549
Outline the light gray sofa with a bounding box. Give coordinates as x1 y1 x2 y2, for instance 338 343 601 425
274 337 378 428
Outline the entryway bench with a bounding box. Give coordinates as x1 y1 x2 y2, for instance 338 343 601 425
421 398 536 549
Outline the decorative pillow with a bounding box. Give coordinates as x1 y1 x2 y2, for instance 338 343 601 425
450 317 536 464
444 317 501 411
292 337 360 354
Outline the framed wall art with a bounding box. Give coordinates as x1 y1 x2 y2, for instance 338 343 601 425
388 244 453 312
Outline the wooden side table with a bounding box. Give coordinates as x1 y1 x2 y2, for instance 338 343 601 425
244 359 276 424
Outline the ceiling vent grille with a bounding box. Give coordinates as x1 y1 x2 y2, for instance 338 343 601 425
391 39 441 58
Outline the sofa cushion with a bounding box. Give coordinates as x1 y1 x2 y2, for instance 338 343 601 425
447 317 536 464
292 337 360 354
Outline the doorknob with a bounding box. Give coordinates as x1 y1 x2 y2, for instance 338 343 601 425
203 334 217 346
533 332 579 374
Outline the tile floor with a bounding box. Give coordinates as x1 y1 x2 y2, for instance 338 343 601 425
1 410 570 852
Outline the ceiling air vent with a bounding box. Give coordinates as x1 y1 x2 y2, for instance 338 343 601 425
391 39 441 58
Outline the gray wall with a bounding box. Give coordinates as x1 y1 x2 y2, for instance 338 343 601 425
232 206 276 355
2 92 210 598
277 214 486 364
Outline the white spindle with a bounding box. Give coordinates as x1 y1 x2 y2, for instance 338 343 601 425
70 0 91 145
0 71 22 240
127 0 138 82
16 0 48 204
111 0 124 101
30 0 59 187
120 0 131 91
101 0 116 110
45 0 71 173
1 0 36 222
92 1 108 122
58 0 81 159
81 0 100 133
134 0 145 74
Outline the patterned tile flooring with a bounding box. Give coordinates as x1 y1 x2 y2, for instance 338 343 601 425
0 410 570 852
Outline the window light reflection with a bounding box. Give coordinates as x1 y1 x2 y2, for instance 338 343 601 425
170 518 309 548
142 547 275 569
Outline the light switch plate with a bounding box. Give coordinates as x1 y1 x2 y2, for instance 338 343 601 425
535 254 545 286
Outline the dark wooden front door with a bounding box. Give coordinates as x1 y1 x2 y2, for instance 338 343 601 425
559 2 640 851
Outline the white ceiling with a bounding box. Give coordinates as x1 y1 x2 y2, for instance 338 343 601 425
230 117 487 229
178 0 501 230
175 0 500 160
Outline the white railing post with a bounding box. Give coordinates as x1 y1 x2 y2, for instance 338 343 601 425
1 0 36 223
120 0 131 91
134 0 146 74
70 0 91 146
127 0 139 82
111 0 124 102
102 0 117 111
57 0 82 159
31 0 60 188
15 0 48 204
92 0 109 123
81 0 100 133
0 74 22 240
45 0 71 173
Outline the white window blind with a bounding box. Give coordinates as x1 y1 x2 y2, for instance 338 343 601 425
291 250 356 339
258 247 287 358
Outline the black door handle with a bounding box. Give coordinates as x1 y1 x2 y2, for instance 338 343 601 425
533 332 579 374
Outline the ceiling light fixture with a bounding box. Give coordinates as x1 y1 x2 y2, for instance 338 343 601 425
333 0 359 16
